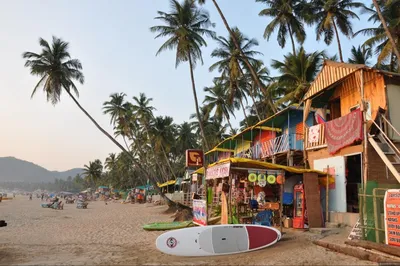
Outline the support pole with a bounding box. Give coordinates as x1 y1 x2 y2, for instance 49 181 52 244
326 165 329 224
360 69 368 237
280 183 284 234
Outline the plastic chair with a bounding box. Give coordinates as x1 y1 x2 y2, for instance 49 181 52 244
253 210 272 226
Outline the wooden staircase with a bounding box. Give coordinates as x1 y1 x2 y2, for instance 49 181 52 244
368 113 400 183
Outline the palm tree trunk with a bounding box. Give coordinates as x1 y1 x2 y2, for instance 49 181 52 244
161 145 178 179
287 24 296 56
331 18 344 62
372 0 400 67
122 136 130 151
65 90 179 207
239 67 261 121
224 111 234 132
211 0 276 114
188 53 210 151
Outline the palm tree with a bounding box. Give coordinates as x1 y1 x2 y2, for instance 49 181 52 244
348 45 372 65
197 0 277 113
203 80 235 131
372 0 400 66
105 153 118 172
354 1 400 70
308 0 365 62
176 122 198 153
22 37 137 174
22 37 181 207
103 93 127 125
150 0 215 151
257 0 306 55
131 93 156 126
83 159 103 187
271 47 324 105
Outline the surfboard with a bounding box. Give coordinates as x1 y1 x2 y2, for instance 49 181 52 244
156 224 281 256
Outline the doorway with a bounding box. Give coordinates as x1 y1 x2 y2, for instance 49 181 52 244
329 97 341 120
345 154 362 213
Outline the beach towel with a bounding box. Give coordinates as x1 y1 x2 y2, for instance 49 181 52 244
325 109 363 154
308 124 321 143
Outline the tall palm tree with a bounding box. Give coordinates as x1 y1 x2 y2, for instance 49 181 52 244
22 37 180 206
150 0 215 151
355 1 400 70
203 80 235 131
210 27 262 109
22 37 139 176
372 0 400 66
348 45 372 65
197 0 277 113
308 0 365 62
271 47 324 105
131 93 156 126
83 159 103 187
105 153 118 172
103 93 127 125
176 122 198 153
257 0 306 55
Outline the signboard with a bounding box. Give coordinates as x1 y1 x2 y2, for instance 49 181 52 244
206 162 230 180
192 199 207 226
192 173 198 181
384 189 400 246
185 150 204 167
348 218 367 240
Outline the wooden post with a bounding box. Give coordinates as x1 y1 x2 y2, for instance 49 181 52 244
372 188 380 243
280 183 284 234
228 174 233 224
326 165 329 224
360 69 368 238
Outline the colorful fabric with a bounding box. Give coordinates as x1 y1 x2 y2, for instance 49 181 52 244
325 109 363 154
308 124 321 143
315 108 327 124
295 122 304 140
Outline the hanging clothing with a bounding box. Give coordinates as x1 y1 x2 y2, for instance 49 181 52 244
325 109 363 154
308 124 321 143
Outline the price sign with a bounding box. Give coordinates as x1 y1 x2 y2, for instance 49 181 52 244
384 189 400 246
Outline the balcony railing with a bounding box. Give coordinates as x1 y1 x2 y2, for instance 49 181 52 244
234 134 304 160
304 123 327 150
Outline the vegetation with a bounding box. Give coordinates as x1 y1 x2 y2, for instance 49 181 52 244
22 0 400 191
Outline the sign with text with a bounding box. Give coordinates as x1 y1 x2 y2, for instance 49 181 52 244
206 162 230 180
384 189 400 246
192 199 207 226
185 150 204 167
348 218 367 240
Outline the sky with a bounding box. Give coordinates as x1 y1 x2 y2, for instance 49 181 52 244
0 0 375 171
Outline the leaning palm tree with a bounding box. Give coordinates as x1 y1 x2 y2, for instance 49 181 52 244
197 0 277 113
150 0 215 151
271 47 324 105
257 0 307 55
308 0 365 62
348 45 372 65
203 79 236 131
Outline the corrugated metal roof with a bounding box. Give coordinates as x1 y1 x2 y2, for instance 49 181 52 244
303 60 365 100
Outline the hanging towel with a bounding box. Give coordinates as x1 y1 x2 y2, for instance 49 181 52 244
308 124 321 143
325 109 363 154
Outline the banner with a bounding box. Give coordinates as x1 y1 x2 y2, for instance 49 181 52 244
384 189 400 246
192 199 207 226
206 162 230 179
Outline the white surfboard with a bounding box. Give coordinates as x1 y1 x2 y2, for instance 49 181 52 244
156 224 281 256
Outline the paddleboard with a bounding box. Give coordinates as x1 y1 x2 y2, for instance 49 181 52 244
156 224 281 256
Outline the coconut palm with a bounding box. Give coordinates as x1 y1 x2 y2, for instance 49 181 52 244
308 0 365 62
131 93 156 127
105 153 118 172
103 93 127 125
348 45 372 65
83 159 103 187
271 47 324 105
197 0 276 113
203 80 236 131
176 122 198 153
257 0 307 55
209 27 262 115
150 0 215 150
354 1 400 70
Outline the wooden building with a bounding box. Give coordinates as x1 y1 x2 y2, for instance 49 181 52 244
302 60 400 221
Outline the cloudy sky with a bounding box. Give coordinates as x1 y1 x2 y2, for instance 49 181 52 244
0 0 373 171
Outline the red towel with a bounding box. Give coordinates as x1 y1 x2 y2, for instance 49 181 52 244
325 109 363 154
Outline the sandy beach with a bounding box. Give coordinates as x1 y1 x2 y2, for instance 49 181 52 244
0 197 375 265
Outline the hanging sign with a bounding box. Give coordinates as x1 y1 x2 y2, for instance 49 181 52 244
192 199 207 226
185 149 204 167
192 173 198 181
384 189 400 246
206 162 230 180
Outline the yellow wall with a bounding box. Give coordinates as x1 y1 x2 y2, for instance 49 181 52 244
234 141 251 155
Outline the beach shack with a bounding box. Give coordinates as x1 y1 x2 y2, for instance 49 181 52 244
203 157 331 230
302 60 400 232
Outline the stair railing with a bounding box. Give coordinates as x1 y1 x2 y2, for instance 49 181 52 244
370 114 400 158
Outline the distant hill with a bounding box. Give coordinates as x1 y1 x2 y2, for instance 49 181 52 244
0 157 83 182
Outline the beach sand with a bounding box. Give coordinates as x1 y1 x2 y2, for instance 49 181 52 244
0 196 375 265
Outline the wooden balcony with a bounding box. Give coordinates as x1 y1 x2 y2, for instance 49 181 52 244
304 123 327 150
